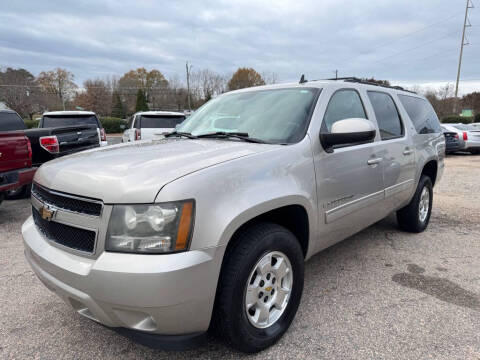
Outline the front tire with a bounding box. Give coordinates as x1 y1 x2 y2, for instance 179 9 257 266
213 222 304 353
397 175 433 233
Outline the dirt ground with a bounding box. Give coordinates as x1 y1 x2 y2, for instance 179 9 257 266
1 154 479 359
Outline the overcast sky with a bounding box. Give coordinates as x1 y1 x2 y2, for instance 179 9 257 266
1 0 479 94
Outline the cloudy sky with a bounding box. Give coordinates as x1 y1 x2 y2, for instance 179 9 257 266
1 0 479 93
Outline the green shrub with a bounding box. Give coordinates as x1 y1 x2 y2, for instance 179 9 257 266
99 117 127 133
23 119 39 129
441 115 473 124
475 113 480 123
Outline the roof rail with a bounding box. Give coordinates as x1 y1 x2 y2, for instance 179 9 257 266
324 77 417 94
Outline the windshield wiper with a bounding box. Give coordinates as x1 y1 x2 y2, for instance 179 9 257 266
164 131 198 139
195 131 270 144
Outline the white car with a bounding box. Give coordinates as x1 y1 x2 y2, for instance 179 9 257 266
442 123 480 154
122 111 186 142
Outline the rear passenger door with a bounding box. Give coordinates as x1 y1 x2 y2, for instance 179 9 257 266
367 91 416 210
313 88 385 251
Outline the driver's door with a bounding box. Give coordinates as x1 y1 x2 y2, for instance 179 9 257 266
312 88 385 252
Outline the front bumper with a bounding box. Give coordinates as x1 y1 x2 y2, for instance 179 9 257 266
22 216 225 338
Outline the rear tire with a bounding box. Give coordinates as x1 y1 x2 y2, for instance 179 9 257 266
397 175 433 233
213 222 304 353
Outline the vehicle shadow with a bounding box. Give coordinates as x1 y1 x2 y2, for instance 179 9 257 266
72 214 404 358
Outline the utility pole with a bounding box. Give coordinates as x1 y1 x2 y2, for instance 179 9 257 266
334 70 338 80
186 61 192 111
454 0 473 108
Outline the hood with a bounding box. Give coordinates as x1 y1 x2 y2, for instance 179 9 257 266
34 138 276 203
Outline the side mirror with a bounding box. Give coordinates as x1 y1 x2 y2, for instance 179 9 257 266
320 118 376 153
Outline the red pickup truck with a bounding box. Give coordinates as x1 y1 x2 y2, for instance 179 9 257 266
0 110 36 206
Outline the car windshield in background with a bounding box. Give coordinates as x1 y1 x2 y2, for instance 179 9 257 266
452 124 477 131
140 115 186 128
177 88 320 144
42 115 98 128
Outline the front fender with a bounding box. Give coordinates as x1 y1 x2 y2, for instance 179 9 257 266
155 138 318 258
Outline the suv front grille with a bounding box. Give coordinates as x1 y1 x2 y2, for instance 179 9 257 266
32 183 102 216
32 207 96 253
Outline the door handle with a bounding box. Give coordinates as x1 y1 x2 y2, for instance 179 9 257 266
367 157 383 165
403 149 413 156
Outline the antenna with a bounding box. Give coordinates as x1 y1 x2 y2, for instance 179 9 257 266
299 74 307 84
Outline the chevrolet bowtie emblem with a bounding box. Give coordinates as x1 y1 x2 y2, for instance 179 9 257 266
40 204 56 221
265 286 273 292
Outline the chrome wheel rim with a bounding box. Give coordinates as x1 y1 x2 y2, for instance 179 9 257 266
419 187 430 223
245 251 293 329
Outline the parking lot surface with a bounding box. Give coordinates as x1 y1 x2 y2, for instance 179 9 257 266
1 155 480 359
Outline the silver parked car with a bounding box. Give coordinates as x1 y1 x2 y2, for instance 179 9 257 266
22 78 445 353
441 123 480 154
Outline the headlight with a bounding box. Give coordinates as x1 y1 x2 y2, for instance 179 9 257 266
106 200 194 254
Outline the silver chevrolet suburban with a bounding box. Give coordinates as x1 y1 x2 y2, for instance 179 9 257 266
22 78 445 353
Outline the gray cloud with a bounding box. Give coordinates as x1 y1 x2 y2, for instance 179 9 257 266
1 0 478 93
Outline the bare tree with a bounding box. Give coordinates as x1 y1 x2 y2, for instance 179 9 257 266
262 71 278 85
37 68 77 110
74 78 112 116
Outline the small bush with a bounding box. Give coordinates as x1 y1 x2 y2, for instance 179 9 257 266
23 119 39 129
441 115 473 124
475 113 480 123
99 117 127 133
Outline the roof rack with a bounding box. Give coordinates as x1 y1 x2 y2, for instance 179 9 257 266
324 77 417 94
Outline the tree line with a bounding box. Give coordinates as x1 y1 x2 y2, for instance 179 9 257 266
0 66 274 119
1 67 479 122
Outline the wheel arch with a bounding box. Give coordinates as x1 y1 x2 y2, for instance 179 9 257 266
420 159 438 186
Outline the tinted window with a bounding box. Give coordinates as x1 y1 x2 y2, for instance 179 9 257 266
323 90 367 132
398 95 442 134
42 115 99 128
368 91 403 140
0 111 26 131
140 115 186 128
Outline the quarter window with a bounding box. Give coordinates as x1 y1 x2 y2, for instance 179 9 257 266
367 91 403 140
398 95 442 134
322 90 367 132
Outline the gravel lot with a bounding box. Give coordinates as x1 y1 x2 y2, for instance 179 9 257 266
1 155 480 359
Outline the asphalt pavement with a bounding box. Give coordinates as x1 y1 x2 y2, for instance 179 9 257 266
1 155 479 359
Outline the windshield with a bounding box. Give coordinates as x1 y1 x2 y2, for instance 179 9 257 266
42 115 98 128
140 115 185 128
177 88 320 143
453 124 476 131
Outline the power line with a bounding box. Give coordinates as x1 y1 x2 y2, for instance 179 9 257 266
368 31 461 65
337 12 463 70
371 13 463 51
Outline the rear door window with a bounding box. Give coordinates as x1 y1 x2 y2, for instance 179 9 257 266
322 89 367 132
367 91 403 140
0 112 26 131
140 115 186 128
42 115 99 128
398 95 442 134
